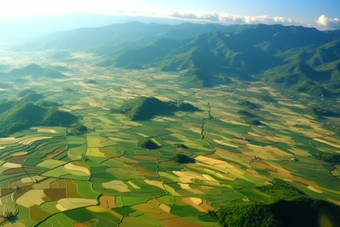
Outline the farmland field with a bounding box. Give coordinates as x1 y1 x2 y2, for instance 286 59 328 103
0 49 340 227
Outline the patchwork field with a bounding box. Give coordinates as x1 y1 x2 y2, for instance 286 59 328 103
0 50 339 226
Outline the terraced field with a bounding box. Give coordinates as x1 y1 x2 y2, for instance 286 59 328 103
0 51 340 226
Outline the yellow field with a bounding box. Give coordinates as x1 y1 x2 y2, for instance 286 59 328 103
102 180 131 192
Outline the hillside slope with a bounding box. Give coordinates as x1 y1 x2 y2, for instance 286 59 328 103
0 98 77 137
111 97 199 120
101 24 340 94
0 64 66 81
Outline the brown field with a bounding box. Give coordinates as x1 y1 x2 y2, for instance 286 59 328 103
134 166 159 178
6 155 29 164
4 167 43 175
1 189 14 196
182 198 206 212
161 217 202 227
147 198 161 208
44 189 67 200
42 146 67 160
232 138 249 145
134 155 158 162
66 180 83 198
251 160 278 172
2 168 24 175
99 195 116 208
29 205 51 222
119 157 139 164
13 185 33 199
99 147 115 158
199 200 215 211
144 212 176 220
132 203 161 214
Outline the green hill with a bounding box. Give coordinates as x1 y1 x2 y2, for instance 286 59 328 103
21 93 45 102
304 105 339 117
111 97 199 120
137 139 160 149
265 61 329 84
216 197 340 227
84 79 99 84
171 153 195 164
237 100 261 109
215 179 340 227
0 64 66 81
18 89 36 97
0 98 77 137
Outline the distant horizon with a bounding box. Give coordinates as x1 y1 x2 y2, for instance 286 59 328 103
0 0 339 30
0 12 339 32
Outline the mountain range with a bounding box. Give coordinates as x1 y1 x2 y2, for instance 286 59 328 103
18 22 340 96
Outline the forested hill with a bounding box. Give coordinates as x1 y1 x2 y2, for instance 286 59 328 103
0 96 77 137
111 96 199 120
102 24 340 95
0 64 66 81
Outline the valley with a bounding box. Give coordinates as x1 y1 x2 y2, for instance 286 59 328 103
0 45 340 226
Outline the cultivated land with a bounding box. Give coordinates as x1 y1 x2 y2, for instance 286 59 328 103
0 49 340 226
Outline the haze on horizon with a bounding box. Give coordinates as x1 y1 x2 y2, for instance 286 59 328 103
0 0 340 30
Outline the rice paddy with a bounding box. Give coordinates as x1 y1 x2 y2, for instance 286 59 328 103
0 50 339 227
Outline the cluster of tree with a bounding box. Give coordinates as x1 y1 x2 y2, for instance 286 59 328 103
237 110 256 117
237 100 261 109
137 139 160 149
68 123 89 135
257 94 276 102
111 96 199 121
170 153 195 164
304 106 339 117
313 151 340 165
246 119 264 126
174 143 188 149
256 179 305 201
1 211 17 223
215 197 340 227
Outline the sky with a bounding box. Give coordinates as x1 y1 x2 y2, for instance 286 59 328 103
0 0 339 29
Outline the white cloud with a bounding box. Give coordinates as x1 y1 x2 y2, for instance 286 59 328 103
166 10 305 26
0 1 311 27
317 14 340 29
